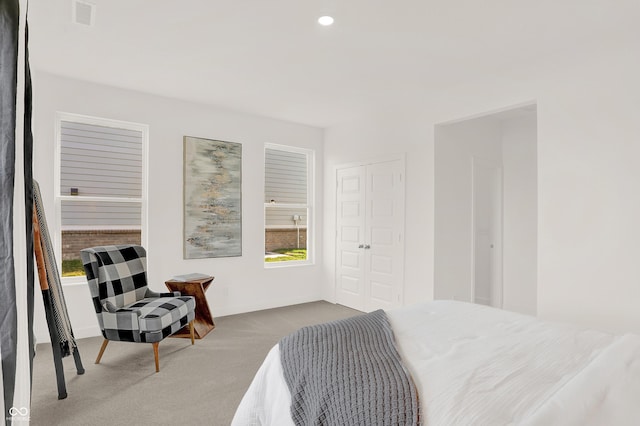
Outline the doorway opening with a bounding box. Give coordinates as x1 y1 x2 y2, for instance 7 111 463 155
434 103 538 315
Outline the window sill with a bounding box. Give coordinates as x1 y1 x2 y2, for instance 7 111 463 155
264 260 313 269
60 276 88 287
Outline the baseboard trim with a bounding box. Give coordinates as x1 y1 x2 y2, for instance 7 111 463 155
215 296 325 318
35 324 101 345
36 297 330 344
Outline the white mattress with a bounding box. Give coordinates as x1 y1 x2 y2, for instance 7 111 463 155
232 301 640 425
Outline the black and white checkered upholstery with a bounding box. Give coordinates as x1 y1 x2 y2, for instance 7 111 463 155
81 245 195 343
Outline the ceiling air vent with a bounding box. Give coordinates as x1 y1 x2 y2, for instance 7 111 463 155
73 0 95 26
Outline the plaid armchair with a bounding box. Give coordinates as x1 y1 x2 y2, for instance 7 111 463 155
81 245 196 372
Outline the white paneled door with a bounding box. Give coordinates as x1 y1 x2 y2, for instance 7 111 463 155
472 158 503 309
336 159 405 312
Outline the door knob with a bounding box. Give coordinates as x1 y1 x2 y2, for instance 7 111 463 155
358 244 364 248
364 244 371 249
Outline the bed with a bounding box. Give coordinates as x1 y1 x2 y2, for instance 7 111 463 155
232 300 640 425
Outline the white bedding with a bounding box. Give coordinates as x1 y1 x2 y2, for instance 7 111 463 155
232 301 640 425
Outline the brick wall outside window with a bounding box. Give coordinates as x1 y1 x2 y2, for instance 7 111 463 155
63 228 304 259
265 228 307 252
62 230 141 260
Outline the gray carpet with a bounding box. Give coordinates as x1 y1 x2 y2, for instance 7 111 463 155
30 301 360 426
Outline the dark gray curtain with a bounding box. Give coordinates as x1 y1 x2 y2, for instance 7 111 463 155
0 0 20 420
24 18 35 388
1 0 34 422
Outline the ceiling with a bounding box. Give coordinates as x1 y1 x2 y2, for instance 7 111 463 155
28 0 640 127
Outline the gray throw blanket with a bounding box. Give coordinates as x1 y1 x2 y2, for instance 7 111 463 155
279 310 420 425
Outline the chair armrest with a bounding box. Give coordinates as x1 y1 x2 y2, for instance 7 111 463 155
145 289 181 298
102 300 118 313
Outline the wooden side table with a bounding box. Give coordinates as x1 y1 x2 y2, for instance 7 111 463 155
165 275 215 339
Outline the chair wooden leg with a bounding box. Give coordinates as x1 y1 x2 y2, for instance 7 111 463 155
95 339 109 364
189 320 195 345
152 342 160 373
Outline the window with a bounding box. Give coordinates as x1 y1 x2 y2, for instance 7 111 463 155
56 113 147 278
264 144 313 265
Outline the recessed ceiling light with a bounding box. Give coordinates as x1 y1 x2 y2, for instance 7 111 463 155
318 16 334 26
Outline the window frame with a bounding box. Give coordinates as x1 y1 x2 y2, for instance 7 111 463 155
54 112 149 284
264 143 314 268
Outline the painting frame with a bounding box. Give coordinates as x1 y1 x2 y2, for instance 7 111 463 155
183 136 242 259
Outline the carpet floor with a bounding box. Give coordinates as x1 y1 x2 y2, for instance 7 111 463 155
30 301 360 426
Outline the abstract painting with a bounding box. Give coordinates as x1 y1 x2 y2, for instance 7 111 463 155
183 136 242 258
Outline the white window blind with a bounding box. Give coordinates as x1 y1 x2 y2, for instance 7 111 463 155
59 120 144 229
60 200 142 227
265 147 308 228
265 148 307 205
60 121 143 198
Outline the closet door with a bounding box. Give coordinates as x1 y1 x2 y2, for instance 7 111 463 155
364 160 404 311
336 166 367 310
336 159 405 312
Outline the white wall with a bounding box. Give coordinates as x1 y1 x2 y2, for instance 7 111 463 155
32 72 324 342
502 115 538 315
324 43 640 334
322 116 435 305
536 50 640 333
